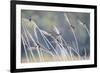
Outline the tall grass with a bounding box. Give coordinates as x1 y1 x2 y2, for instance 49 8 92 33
21 13 89 63
64 13 80 54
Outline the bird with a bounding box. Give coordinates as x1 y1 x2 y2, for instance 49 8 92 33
36 42 41 48
70 25 75 29
28 16 32 21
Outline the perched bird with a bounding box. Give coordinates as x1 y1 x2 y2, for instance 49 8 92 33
28 16 32 21
36 42 41 48
70 25 75 29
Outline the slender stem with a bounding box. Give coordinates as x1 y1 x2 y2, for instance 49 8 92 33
26 29 43 62
39 29 62 60
78 20 90 37
68 46 81 59
84 48 87 59
27 22 44 62
23 23 37 62
69 47 73 60
64 13 79 54
21 35 29 62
